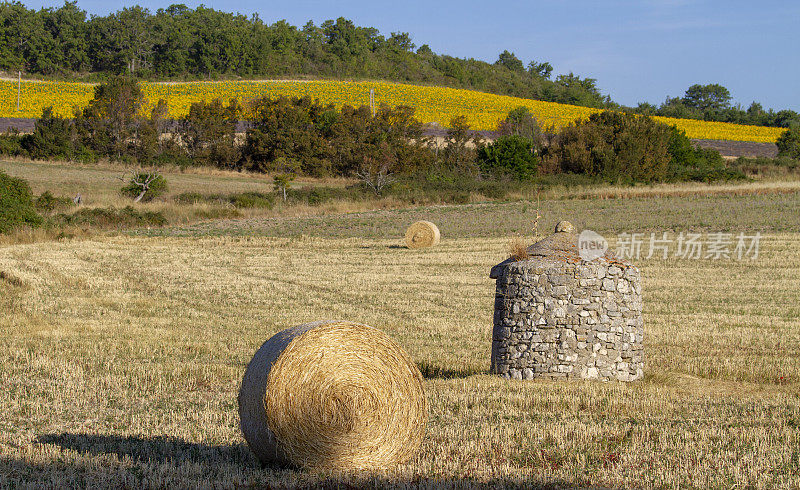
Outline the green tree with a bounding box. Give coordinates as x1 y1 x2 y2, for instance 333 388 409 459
75 76 143 159
22 106 75 160
134 99 168 165
43 2 90 72
527 60 553 79
441 115 479 175
179 98 242 168
0 170 42 233
495 50 524 72
547 111 673 183
477 135 538 180
243 96 333 175
683 84 732 112
497 106 543 144
776 128 800 159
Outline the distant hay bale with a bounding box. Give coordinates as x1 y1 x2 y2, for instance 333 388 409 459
405 221 440 249
238 320 427 471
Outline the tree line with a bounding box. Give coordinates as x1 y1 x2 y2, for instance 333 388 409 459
0 1 604 107
633 83 799 129
2 3 796 128
1 76 767 192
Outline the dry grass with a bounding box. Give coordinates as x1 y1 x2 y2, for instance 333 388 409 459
1 220 799 486
2 160 800 486
507 235 530 261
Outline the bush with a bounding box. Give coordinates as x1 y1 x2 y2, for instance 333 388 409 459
173 191 275 209
0 171 43 233
667 128 745 182
285 186 360 206
173 192 205 204
34 191 75 214
547 111 672 184
120 172 168 202
728 156 800 177
53 206 167 229
477 135 538 180
776 128 800 159
21 107 76 160
0 130 26 157
179 98 241 168
388 171 511 204
228 192 275 209
307 188 329 206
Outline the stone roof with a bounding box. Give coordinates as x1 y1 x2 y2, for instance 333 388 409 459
490 220 625 279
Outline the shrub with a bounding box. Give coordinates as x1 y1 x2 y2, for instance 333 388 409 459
0 171 43 233
497 106 543 144
477 135 538 180
53 206 167 229
547 111 672 184
34 191 75 214
667 128 745 182
193 208 242 220
120 171 168 202
728 156 800 177
475 181 508 199
21 107 76 160
532 172 603 189
776 128 800 159
307 188 330 206
286 186 359 206
0 130 26 157
228 192 275 209
178 98 242 168
75 76 144 160
173 192 205 204
388 171 510 204
174 191 275 209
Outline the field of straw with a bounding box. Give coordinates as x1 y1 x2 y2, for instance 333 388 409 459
1 176 799 487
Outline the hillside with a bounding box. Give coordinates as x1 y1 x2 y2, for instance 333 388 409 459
0 79 785 143
0 3 605 108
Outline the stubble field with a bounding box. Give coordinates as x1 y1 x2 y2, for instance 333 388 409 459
1 187 799 488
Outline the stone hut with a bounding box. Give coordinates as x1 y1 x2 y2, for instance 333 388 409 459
489 221 644 382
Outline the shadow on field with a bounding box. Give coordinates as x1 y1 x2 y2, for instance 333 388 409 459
16 433 582 488
0 452 580 489
36 432 253 466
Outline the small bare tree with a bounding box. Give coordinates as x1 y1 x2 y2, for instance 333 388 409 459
118 169 166 203
356 144 397 195
273 173 294 202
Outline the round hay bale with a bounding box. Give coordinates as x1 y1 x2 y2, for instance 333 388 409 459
405 221 440 249
238 320 427 471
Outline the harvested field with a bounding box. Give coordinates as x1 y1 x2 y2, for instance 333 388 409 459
143 189 800 240
1 193 799 487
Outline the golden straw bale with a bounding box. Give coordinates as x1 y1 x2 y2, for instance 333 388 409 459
238 320 427 471
404 221 440 249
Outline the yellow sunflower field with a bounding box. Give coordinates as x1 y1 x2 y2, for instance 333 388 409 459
0 79 784 143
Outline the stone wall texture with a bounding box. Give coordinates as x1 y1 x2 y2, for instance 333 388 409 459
490 256 644 382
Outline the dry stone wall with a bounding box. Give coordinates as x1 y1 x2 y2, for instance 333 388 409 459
490 254 644 382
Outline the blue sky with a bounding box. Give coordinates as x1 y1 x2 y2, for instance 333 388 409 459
24 0 800 111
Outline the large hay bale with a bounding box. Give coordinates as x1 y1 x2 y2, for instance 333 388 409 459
238 320 427 471
405 221 440 249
